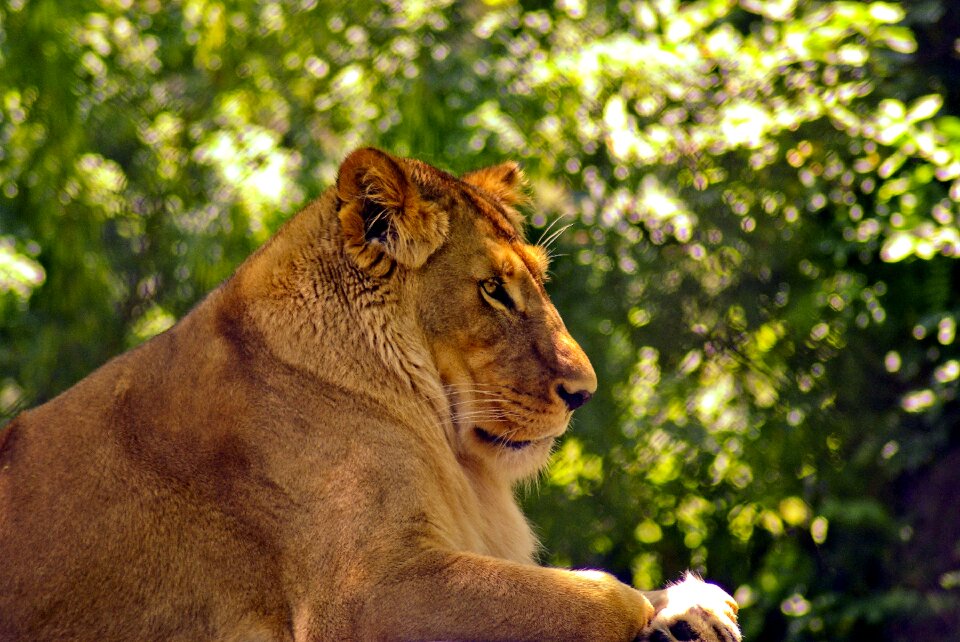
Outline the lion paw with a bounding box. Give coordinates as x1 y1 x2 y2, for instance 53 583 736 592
636 574 740 642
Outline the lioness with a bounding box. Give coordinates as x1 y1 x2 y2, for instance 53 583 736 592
0 148 739 641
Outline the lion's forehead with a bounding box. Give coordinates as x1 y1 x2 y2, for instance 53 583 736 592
399 157 549 285
479 237 549 287
400 158 522 236
517 244 549 284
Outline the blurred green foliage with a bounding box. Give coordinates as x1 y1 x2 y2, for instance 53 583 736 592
2 0 958 639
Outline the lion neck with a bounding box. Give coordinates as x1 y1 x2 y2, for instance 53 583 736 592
230 190 451 436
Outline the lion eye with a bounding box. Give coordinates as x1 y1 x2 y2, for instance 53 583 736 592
480 278 514 311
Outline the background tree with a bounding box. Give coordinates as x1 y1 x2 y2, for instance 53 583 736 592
1 1 957 639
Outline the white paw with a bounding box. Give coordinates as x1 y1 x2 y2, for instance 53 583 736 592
638 573 741 642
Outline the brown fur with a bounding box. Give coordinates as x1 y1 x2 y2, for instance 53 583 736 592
0 149 737 641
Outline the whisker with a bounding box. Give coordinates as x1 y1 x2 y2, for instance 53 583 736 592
452 410 524 420
421 391 507 406
442 382 510 389
442 388 506 397
442 384 511 392
535 214 568 247
540 223 573 251
452 411 525 423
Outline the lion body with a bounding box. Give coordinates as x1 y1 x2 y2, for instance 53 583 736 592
0 289 529 639
0 150 737 641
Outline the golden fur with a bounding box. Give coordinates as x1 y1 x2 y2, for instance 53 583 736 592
0 148 738 641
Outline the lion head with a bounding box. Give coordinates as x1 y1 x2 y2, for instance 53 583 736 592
334 148 597 480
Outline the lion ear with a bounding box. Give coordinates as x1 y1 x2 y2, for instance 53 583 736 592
462 161 527 206
336 148 448 276
462 161 528 230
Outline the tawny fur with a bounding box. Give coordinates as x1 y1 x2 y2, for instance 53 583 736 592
0 149 737 642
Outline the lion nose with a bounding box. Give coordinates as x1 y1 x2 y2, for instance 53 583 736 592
550 326 598 411
556 384 593 411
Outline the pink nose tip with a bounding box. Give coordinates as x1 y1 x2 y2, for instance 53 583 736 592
556 385 592 411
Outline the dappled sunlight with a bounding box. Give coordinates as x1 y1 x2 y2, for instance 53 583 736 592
547 437 604 500
0 237 45 302
193 126 303 237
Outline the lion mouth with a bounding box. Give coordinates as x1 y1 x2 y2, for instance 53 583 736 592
474 427 538 451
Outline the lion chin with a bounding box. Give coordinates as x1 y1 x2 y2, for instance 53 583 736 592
0 147 738 642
